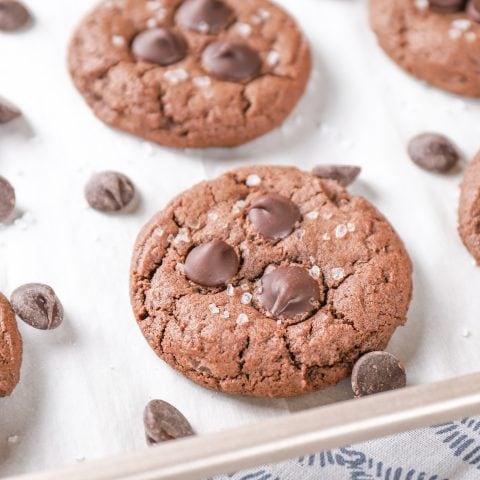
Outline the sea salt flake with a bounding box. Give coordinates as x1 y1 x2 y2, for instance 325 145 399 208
175 263 185 273
146 0 162 11
233 199 246 213
335 224 348 239
448 28 462 40
257 8 271 19
331 267 346 281
309 265 321 279
226 284 235 296
465 31 477 42
414 0 428 9
246 174 261 187
266 50 281 66
221 311 230 319
236 313 249 325
323 211 333 220
164 69 189 84
452 19 471 31
241 292 253 305
323 233 331 241
251 14 262 25
197 21 210 33
7 435 18 444
208 211 219 221
233 22 252 37
146 18 158 29
241 283 250 291
209 304 220 314
305 211 319 220
112 35 126 47
193 76 212 88
347 223 356 232
174 228 190 243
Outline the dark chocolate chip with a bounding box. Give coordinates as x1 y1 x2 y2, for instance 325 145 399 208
10 283 64 330
248 193 300 240
0 176 15 222
85 171 135 213
257 266 321 318
407 133 460 173
144 399 194 445
351 351 406 398
311 164 361 187
429 0 466 12
0 99 21 124
0 0 30 31
185 240 239 287
132 28 187 66
176 0 233 34
467 0 480 22
202 41 261 82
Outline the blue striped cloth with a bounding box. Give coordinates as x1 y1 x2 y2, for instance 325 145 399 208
216 417 480 480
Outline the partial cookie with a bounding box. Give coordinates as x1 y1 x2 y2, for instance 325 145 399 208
459 152 480 263
369 0 480 97
68 0 311 148
130 165 413 397
0 293 23 397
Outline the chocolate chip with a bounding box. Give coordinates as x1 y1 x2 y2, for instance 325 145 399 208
85 171 135 213
132 28 187 66
351 351 406 398
429 0 466 12
144 400 194 445
0 0 30 31
202 41 261 82
311 164 361 187
257 266 321 318
10 283 64 330
0 99 21 124
407 133 460 173
0 176 15 222
248 193 300 240
176 0 233 34
185 240 239 287
467 0 480 21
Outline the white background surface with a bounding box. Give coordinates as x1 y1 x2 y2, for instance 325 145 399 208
1 0 480 477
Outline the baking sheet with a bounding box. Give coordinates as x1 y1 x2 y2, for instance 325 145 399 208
1 0 480 476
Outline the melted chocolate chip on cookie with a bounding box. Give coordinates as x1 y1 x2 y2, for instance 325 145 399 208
257 266 321 318
202 41 262 81
176 0 234 34
132 28 187 66
248 193 300 240
185 240 239 287
429 0 465 12
467 0 480 21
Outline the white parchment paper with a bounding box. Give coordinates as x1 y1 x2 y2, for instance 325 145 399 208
1 0 480 476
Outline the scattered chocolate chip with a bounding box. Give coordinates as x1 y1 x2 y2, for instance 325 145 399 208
467 0 480 21
311 164 361 187
407 133 460 173
131 28 187 66
185 240 239 287
429 0 466 12
0 176 15 222
257 266 321 318
85 171 135 213
202 41 261 82
351 351 406 398
0 0 30 31
176 0 233 34
144 399 194 445
0 99 21 124
248 193 300 240
10 283 64 330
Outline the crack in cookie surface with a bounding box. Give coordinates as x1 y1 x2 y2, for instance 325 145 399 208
130 166 413 397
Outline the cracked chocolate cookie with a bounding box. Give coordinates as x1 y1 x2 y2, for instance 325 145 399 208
130 166 413 397
0 293 22 397
369 0 480 97
459 152 480 263
68 0 311 148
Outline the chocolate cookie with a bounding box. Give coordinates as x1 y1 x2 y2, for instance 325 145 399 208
0 293 23 397
369 0 480 97
130 166 413 397
459 152 480 263
68 0 311 148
